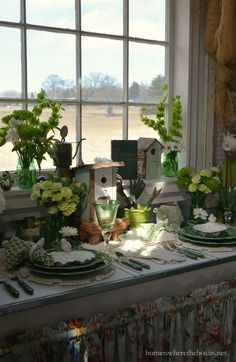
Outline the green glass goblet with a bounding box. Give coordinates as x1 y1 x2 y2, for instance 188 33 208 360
219 187 236 226
93 199 119 250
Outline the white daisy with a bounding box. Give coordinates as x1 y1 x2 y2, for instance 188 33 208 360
59 226 78 237
193 208 208 220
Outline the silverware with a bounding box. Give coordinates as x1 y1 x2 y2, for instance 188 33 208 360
8 272 34 295
163 243 198 260
116 251 150 269
0 279 20 298
115 252 143 271
168 242 205 259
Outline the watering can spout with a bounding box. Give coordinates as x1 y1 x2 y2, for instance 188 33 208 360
72 138 86 165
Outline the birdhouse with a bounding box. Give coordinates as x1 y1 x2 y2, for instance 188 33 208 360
74 161 124 222
137 138 163 180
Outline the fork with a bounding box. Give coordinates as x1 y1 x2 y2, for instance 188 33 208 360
168 242 205 259
8 272 34 295
163 243 198 260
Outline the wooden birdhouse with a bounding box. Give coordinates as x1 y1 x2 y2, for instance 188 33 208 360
74 161 128 244
74 162 124 222
137 138 163 180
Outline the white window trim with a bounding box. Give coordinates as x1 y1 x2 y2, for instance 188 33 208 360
0 0 215 222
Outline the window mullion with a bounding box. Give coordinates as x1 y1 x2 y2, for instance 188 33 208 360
20 0 27 108
123 0 129 140
75 0 82 164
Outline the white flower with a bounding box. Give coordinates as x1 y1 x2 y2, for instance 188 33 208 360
5 128 19 143
59 226 78 237
163 140 183 154
193 208 208 220
9 117 21 128
163 141 173 154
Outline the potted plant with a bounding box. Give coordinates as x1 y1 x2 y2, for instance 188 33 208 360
141 84 183 177
0 91 63 189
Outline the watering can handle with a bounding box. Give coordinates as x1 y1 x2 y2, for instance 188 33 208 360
72 138 86 160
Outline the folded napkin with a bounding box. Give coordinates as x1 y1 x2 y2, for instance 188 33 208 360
115 223 185 263
120 223 178 244
2 237 54 270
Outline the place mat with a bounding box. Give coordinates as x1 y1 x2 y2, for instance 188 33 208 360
19 265 115 286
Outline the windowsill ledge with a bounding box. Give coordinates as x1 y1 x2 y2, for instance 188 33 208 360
0 177 188 222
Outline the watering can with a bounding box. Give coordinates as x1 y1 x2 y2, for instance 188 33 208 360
53 126 85 178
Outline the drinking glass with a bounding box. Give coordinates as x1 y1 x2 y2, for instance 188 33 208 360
93 200 119 249
219 187 236 226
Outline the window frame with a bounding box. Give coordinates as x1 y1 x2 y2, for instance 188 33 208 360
0 0 172 169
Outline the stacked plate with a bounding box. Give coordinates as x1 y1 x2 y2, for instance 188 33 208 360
178 224 236 246
27 247 112 278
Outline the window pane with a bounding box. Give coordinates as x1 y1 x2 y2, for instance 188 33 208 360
81 0 123 35
0 0 20 22
0 103 22 171
82 37 123 102
26 0 75 29
27 30 76 98
0 28 21 98
128 105 160 140
82 105 122 164
129 0 166 41
129 42 165 103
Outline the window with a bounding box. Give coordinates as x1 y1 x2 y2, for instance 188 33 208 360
0 0 171 171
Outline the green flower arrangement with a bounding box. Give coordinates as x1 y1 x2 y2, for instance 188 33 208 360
141 84 183 145
31 178 86 217
176 166 221 194
0 91 63 170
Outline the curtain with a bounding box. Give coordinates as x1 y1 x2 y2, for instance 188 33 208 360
204 0 236 123
1 279 236 362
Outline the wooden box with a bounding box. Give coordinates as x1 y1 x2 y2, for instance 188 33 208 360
137 138 162 180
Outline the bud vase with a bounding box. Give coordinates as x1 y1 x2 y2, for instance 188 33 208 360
16 159 36 189
162 151 178 177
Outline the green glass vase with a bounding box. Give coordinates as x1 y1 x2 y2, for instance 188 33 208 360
162 151 179 177
41 213 66 249
16 159 36 189
189 192 206 222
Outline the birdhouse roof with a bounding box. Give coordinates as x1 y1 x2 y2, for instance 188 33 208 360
137 137 163 151
75 161 124 170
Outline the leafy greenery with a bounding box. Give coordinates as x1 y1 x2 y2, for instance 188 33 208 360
0 91 64 170
140 84 183 143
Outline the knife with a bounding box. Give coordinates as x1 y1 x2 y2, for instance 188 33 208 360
0 279 20 298
116 252 150 269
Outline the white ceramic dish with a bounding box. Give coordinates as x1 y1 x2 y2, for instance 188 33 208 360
49 250 96 265
193 222 227 236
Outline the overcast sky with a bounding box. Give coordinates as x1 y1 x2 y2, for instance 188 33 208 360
0 0 166 94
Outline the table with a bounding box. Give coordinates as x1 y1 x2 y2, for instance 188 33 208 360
1 245 236 338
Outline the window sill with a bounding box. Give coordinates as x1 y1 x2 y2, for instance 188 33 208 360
0 177 187 222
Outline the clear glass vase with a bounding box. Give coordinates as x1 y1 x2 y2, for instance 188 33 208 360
16 159 36 189
162 151 179 177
